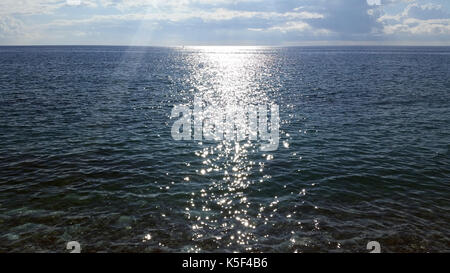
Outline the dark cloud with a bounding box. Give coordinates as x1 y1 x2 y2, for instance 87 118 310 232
306 0 382 34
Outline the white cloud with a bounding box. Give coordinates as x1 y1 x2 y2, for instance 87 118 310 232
0 16 24 37
96 0 261 11
384 18 450 35
0 0 64 15
256 21 330 35
45 8 323 26
404 3 448 20
0 15 41 43
379 2 450 36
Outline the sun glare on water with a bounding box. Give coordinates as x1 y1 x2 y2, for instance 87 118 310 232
177 46 287 252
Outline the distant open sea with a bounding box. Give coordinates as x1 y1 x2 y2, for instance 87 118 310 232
0 46 449 252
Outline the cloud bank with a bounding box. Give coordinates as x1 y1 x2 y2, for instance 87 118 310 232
0 0 449 45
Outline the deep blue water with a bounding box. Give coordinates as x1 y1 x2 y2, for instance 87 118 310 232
0 46 449 252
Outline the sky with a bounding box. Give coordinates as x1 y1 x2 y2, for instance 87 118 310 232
0 0 449 45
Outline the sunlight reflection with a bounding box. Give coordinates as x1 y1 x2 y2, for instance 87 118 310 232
181 46 282 252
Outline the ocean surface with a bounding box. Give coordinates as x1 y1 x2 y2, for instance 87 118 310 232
0 46 449 253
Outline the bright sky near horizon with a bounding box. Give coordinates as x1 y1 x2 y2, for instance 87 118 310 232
0 0 449 45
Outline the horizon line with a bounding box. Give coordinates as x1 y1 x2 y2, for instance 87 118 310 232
1 44 450 47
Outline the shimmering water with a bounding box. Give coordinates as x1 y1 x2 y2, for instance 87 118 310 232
0 46 449 253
